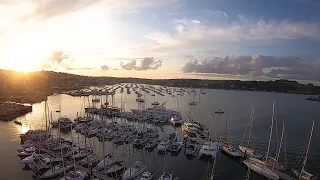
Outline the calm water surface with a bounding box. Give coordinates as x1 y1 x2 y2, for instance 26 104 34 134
1 87 319 180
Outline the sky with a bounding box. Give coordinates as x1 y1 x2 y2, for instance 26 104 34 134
0 0 320 82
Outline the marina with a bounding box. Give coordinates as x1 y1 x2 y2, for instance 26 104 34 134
1 84 320 180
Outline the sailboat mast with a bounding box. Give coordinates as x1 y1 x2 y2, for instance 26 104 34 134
45 101 48 132
276 123 285 161
265 101 275 166
300 120 315 180
225 119 228 140
248 106 255 147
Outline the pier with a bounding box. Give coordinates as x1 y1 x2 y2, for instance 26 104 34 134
0 102 32 121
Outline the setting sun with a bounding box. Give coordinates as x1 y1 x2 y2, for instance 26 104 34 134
4 34 48 72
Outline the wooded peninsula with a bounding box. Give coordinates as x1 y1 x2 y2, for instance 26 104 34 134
1 69 319 103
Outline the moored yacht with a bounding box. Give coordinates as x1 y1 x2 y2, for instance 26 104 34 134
158 139 170 152
215 108 224 114
199 141 219 158
186 144 198 156
122 161 147 180
152 101 160 106
159 172 173 180
60 170 88 180
20 153 48 165
140 171 155 180
95 154 117 171
38 163 73 179
169 142 182 153
181 123 198 134
221 145 243 158
18 147 36 157
145 138 158 149
243 158 279 180
168 116 183 126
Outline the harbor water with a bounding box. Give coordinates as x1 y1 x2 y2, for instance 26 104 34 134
1 86 320 180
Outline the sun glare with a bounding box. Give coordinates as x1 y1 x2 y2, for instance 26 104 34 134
4 34 48 72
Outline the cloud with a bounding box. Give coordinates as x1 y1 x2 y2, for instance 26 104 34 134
142 16 320 53
181 54 320 81
42 51 73 70
120 57 162 71
101 65 110 70
120 59 137 70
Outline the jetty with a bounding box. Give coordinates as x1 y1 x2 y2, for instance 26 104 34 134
0 102 32 121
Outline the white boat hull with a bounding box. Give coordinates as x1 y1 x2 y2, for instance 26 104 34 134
243 159 279 180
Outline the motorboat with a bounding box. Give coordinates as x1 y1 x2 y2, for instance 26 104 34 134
60 123 72 133
215 108 224 114
104 161 125 175
64 147 81 158
72 149 92 160
20 153 47 165
192 121 206 132
84 127 99 137
182 123 198 134
38 163 74 179
188 101 197 105
159 172 173 180
14 120 22 125
74 116 93 124
122 161 147 180
243 158 279 180
168 132 177 142
152 101 160 106
168 116 183 126
17 140 34 152
18 147 36 157
157 139 170 152
239 145 262 159
221 145 243 158
95 154 117 171
51 117 72 128
136 98 145 103
52 142 72 151
199 141 219 158
186 144 198 156
133 138 148 148
92 98 100 103
60 170 88 180
169 142 182 152
79 154 98 167
140 171 155 180
145 138 158 149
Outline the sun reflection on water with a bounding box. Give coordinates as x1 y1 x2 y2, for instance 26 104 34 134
19 125 30 134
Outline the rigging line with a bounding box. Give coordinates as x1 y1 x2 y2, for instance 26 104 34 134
240 105 254 146
293 127 310 169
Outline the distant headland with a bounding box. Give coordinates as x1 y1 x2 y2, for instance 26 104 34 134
0 69 319 104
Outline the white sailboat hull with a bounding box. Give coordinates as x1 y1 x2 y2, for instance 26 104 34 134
243 159 279 180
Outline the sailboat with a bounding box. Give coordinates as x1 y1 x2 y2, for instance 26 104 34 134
151 94 160 106
159 149 174 180
265 122 287 171
122 161 147 180
292 120 317 180
239 106 262 159
221 118 243 158
242 102 279 180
